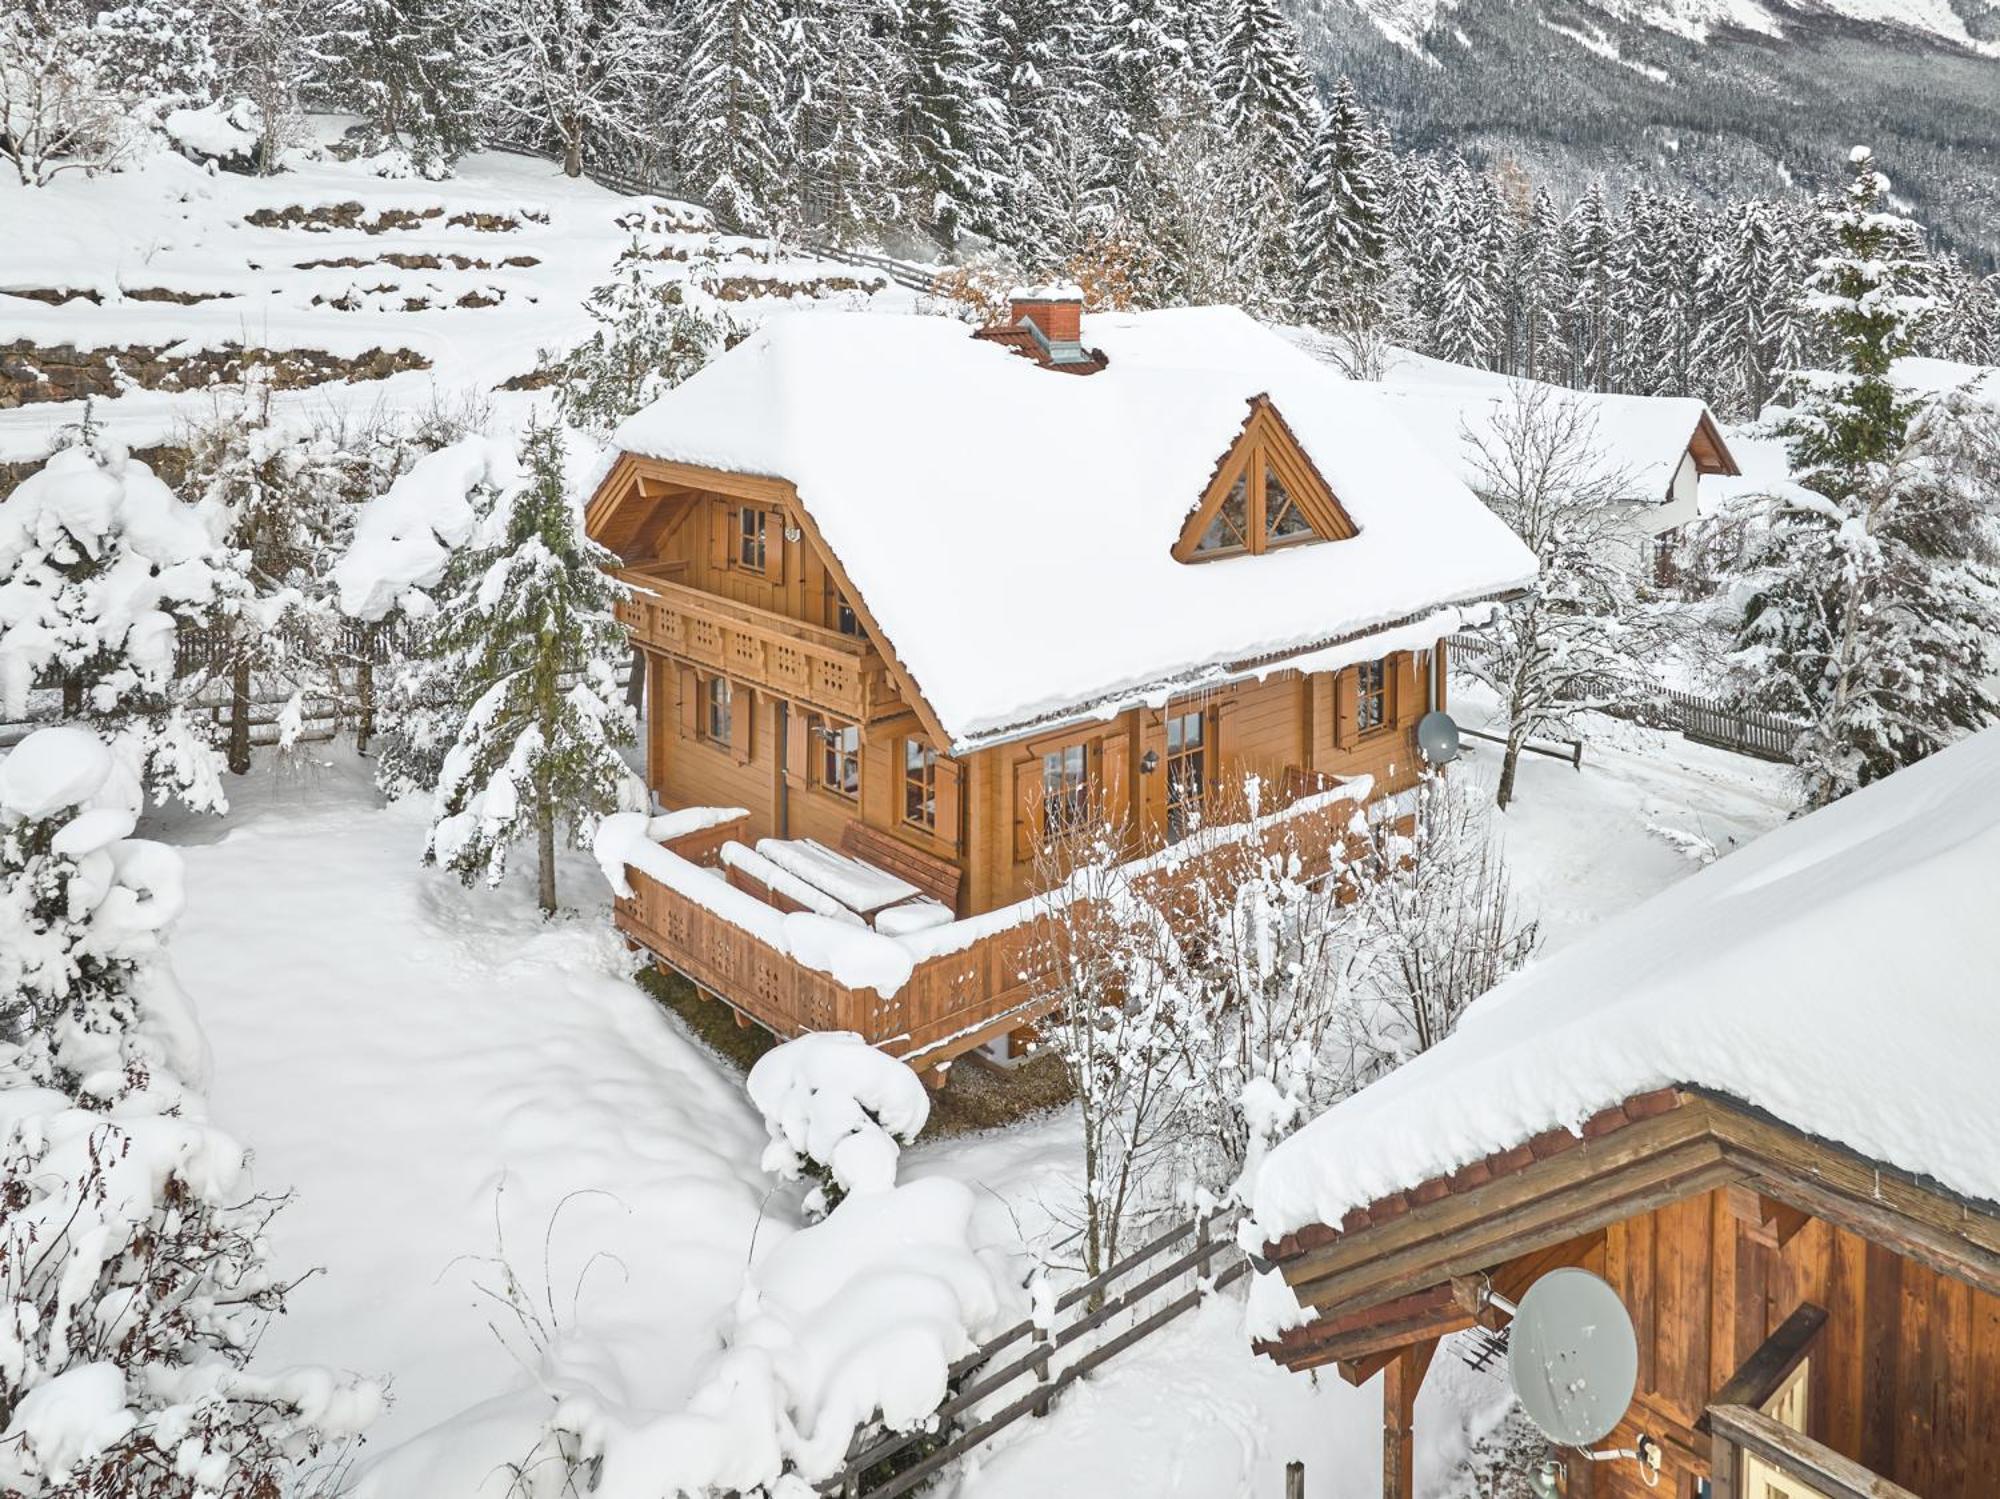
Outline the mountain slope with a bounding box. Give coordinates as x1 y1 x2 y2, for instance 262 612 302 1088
1293 0 2000 262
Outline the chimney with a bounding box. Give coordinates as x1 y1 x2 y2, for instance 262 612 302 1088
973 283 1102 373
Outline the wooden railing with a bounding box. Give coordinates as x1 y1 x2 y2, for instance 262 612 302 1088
615 570 900 724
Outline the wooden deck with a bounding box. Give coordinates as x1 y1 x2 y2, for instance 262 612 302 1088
614 778 1386 1074
615 568 903 725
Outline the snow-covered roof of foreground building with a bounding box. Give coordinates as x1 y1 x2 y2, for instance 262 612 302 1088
607 307 1537 751
1366 349 1738 504
1248 725 2000 1246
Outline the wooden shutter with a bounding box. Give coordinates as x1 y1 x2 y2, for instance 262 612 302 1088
709 501 732 572
1433 643 1448 713
785 704 810 782
934 756 961 849
1209 700 1235 799
678 664 699 740
1013 757 1043 864
1394 652 1420 725
767 511 789 585
1098 733 1128 834
730 684 755 763
1334 669 1358 749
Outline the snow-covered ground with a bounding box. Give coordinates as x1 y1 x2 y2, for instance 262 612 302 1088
146 699 1790 1496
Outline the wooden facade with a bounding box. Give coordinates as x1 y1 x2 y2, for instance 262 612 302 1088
587 410 1460 1071
1256 1089 2000 1499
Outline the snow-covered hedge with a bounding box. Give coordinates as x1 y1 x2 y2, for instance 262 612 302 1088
748 1031 931 1214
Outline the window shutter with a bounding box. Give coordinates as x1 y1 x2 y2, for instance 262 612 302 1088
710 503 732 572
1394 653 1420 725
1433 643 1449 713
1013 757 1043 864
731 685 755 763
1209 701 1234 800
1334 670 1357 749
934 756 961 849
768 511 789 585
679 665 698 740
1099 733 1128 835
785 704 810 781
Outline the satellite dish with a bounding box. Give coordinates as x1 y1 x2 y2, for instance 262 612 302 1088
1507 1269 1639 1448
1416 710 1461 765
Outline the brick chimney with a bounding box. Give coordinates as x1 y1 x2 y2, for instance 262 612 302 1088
973 283 1104 373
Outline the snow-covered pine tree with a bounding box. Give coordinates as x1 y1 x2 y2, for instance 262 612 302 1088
1433 166 1505 369
323 0 480 177
425 421 636 915
1292 76 1392 334
545 251 739 433
1735 148 1998 808
784 0 898 243
674 0 789 232
473 0 662 178
1512 187 1571 383
1211 0 1314 309
0 424 240 811
988 0 1110 267
94 0 221 122
891 0 999 248
1565 179 1617 391
1092 0 1202 186
0 725 382 1495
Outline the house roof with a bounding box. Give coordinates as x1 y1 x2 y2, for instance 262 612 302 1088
1366 350 1739 504
608 308 1538 751
1247 726 2000 1250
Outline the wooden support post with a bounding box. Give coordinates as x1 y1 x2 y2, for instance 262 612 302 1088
1382 1349 1417 1499
1284 1459 1304 1499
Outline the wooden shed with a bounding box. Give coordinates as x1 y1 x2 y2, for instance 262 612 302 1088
1244 729 2000 1499
584 294 1536 1075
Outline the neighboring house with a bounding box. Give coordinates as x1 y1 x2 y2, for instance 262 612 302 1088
1245 728 2000 1499
584 294 1535 1076
1367 353 1740 577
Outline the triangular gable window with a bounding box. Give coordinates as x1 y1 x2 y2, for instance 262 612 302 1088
1176 396 1358 563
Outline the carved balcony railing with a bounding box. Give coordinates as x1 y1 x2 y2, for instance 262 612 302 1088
614 570 901 724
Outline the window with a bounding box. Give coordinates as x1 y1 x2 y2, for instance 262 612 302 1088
1196 475 1251 556
1356 659 1387 733
737 506 767 571
815 716 860 800
1265 469 1313 545
1166 710 1205 840
903 740 938 830
703 675 734 744
834 592 860 637
1042 743 1091 839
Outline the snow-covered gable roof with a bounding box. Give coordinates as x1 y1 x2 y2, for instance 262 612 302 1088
1370 350 1736 504
609 308 1537 750
1249 727 2000 1245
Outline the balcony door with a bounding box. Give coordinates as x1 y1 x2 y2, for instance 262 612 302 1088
1741 1362 1824 1499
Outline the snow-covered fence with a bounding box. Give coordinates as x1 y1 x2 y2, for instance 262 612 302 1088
1446 633 1806 765
819 1209 1250 1498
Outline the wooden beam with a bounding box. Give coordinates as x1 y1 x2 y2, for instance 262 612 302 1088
1338 1347 1401 1387
1707 1404 1921 1499
1382 1345 1421 1499
1695 1303 1827 1435
628 455 793 506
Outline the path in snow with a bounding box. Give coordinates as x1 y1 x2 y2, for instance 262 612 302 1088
164 753 777 1486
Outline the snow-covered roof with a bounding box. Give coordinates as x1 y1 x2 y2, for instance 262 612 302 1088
1369 350 1732 504
1249 726 2000 1244
610 308 1537 750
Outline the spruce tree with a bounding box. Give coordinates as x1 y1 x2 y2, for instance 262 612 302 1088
989 0 1109 266
1513 187 1571 382
424 422 636 915
675 0 789 231
545 250 739 433
892 0 999 247
1735 147 1997 808
1566 180 1616 391
785 0 897 242
1293 77 1392 334
1213 0 1314 192
323 0 480 176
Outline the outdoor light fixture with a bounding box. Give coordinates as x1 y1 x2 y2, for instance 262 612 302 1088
1140 750 1159 774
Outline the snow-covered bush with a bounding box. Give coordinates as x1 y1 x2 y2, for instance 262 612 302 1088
421 422 638 914
0 433 241 813
747 1031 931 1218
0 726 381 1494
542 257 740 435
0 0 138 184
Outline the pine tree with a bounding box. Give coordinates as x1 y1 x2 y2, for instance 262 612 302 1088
1293 77 1392 334
1093 0 1201 181
1734 147 1998 808
988 0 1110 266
1566 180 1616 391
1433 167 1505 369
785 0 898 242
891 0 998 247
94 0 221 117
425 422 636 915
544 251 739 433
1512 187 1570 382
675 0 789 231
1212 0 1315 198
323 0 480 176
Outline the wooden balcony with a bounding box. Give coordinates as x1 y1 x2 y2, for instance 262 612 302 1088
611 773 1383 1075
614 569 901 724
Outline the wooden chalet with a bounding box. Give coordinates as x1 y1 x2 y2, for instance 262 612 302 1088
585 294 1535 1076
1245 729 2000 1499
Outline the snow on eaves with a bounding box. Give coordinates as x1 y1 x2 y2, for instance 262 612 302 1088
611 308 1537 751
1248 727 2000 1244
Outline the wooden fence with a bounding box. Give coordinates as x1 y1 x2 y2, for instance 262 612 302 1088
1446 634 1806 765
819 1210 1249 1498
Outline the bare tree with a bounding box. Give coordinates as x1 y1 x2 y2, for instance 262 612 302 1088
1460 384 1666 809
0 0 135 185
472 0 662 178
